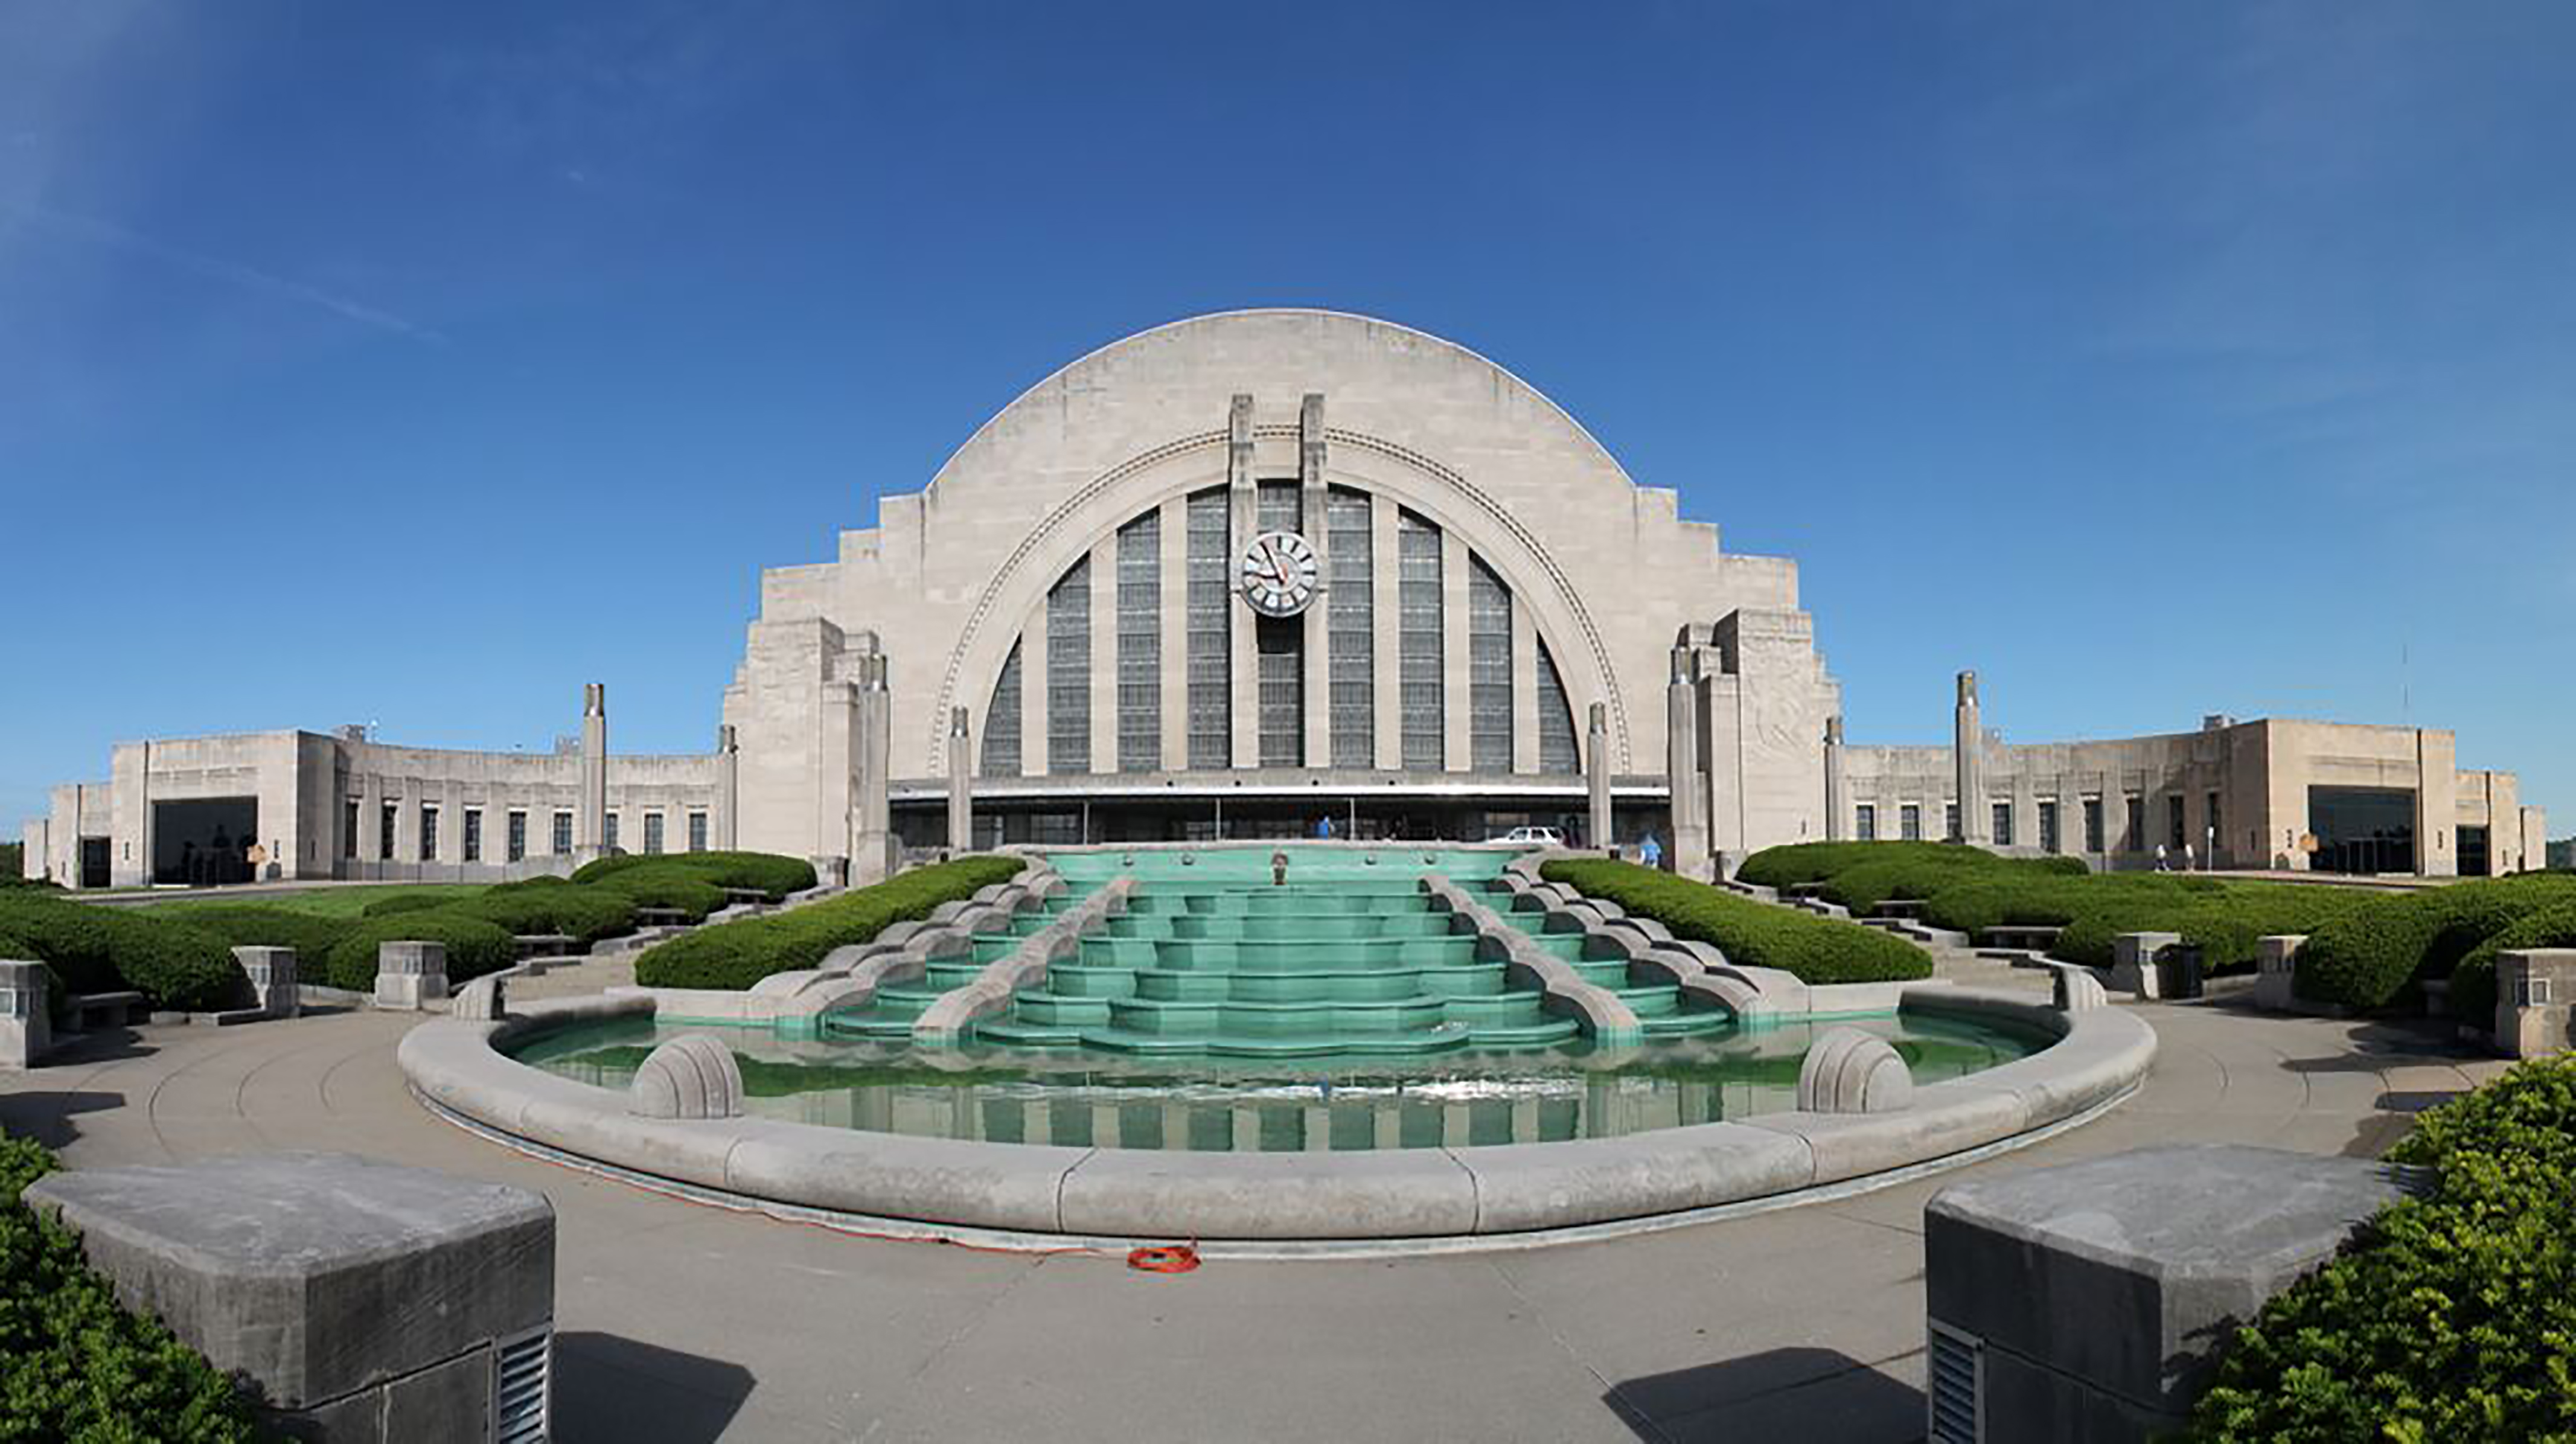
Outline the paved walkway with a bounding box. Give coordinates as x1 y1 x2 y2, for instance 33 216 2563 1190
0 991 2502 1443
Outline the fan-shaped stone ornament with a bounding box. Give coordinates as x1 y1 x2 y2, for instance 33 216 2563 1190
2054 966 2109 1012
628 1033 744 1120
1796 1027 1914 1114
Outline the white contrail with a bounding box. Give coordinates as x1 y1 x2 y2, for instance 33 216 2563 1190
5 200 446 344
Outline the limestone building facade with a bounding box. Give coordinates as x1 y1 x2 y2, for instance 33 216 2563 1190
15 310 2545 887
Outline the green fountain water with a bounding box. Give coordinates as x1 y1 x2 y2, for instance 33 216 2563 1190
822 846 1731 1057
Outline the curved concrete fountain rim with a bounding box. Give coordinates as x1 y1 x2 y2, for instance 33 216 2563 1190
397 986 2156 1252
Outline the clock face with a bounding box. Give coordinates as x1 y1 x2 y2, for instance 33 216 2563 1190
1238 529 1320 618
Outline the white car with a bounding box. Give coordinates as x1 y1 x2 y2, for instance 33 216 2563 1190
1490 825 1565 846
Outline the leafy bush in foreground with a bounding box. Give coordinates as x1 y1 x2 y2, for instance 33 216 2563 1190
2188 1055 2576 1441
636 855 1027 991
0 1133 261 1440
0 894 248 1012
1539 859 1931 984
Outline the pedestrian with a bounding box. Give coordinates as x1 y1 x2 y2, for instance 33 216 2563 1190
2155 843 2169 872
1316 814 1335 840
1639 831 1664 870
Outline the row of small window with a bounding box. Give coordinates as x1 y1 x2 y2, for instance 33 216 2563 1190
341 801 708 863
1854 792 2223 855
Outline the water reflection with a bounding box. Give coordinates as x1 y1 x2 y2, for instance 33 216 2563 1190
512 1012 2043 1153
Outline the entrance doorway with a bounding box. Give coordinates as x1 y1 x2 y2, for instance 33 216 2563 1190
2459 825 2492 877
79 837 110 889
2307 787 2415 875
152 797 261 886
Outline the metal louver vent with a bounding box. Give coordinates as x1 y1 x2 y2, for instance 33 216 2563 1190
493 1324 552 1443
1926 1320 1983 1444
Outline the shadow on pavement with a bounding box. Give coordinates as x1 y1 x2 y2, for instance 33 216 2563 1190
0 1090 128 1149
1608 1346 1924 1442
553 1332 756 1443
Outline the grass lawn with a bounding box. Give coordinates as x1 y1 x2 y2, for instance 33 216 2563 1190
142 883 492 918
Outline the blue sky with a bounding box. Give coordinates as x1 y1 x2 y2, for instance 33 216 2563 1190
3 1 2569 831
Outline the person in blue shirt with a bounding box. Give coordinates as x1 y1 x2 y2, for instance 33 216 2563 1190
1315 814 1335 840
1638 831 1663 869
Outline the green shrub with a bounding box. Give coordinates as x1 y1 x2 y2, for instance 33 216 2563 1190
1736 841 1989 890
0 1133 262 1439
0 894 248 1011
319 912 516 992
153 904 353 963
2188 1055 2576 1440
569 850 816 899
443 886 637 944
2297 874 2576 1009
636 855 1026 991
1539 859 1932 984
2450 899 2576 1035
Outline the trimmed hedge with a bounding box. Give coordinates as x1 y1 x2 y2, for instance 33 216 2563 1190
0 894 248 1012
569 850 816 899
155 904 354 963
636 855 1027 991
585 871 726 922
0 1133 261 1439
319 913 516 992
2296 873 2576 1009
1737 840 2381 977
441 886 637 944
2450 899 2576 1035
1539 859 1932 984
2187 1054 2576 1440
359 893 452 918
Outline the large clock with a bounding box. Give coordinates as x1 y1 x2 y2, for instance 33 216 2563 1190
1238 529 1320 618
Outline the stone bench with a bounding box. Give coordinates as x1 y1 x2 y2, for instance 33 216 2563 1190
1980 924 2063 951
634 907 693 927
1870 899 1929 919
511 933 580 960
68 989 150 1030
1926 1144 2416 1442
2109 931 2204 1000
22 1152 555 1441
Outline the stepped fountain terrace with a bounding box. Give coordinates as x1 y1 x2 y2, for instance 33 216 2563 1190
402 845 2158 1246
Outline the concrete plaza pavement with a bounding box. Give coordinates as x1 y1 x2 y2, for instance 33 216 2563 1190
0 987 2504 1443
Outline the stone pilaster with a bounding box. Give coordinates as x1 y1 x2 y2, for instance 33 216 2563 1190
1665 635 1708 877
850 641 895 886
578 684 608 859
1226 393 1258 768
1824 714 1847 841
1955 671 1987 843
1300 393 1332 768
715 724 739 849
1587 701 1613 849
947 707 974 854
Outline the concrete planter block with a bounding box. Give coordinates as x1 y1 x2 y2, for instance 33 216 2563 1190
629 1033 744 1119
2251 934 2306 1012
1797 1027 1913 1113
231 945 299 1019
453 973 507 1023
2108 932 2181 999
2496 949 2576 1058
1925 1144 2416 1442
374 941 449 1011
0 959 51 1069
21 1152 554 1439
